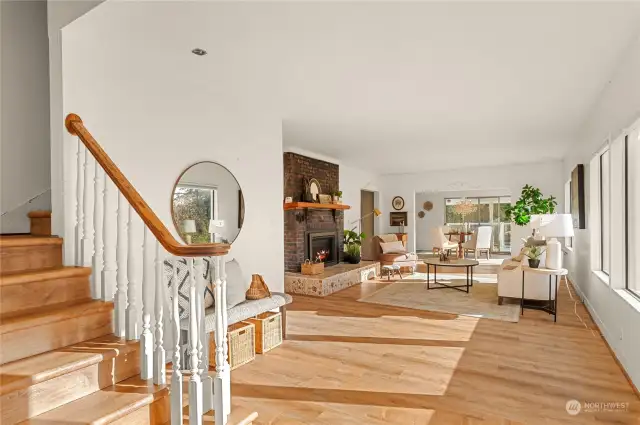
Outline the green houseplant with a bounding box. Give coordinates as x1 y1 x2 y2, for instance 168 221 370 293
525 245 545 268
504 185 557 226
343 227 365 264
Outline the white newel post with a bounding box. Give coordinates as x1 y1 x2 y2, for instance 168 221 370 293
196 259 213 412
81 154 95 296
154 242 166 385
141 228 154 379
126 207 140 340
214 255 230 425
101 178 117 301
114 192 128 338
75 141 85 266
170 258 183 425
188 258 203 425
93 164 105 300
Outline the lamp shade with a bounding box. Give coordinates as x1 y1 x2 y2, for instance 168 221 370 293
373 208 382 217
529 214 542 229
208 219 225 232
182 219 196 234
538 214 574 238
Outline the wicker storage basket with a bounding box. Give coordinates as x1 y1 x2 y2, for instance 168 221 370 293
209 321 255 370
247 311 283 354
301 260 324 275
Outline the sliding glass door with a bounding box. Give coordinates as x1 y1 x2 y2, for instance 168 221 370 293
444 196 511 253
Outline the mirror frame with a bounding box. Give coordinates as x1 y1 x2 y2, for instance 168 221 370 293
171 161 244 245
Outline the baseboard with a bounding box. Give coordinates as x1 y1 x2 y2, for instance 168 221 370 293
568 278 640 400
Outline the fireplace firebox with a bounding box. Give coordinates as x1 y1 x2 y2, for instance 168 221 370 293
306 231 338 267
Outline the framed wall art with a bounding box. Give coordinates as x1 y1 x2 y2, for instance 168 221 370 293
390 211 408 226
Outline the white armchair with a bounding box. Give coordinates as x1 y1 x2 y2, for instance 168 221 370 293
462 226 492 259
431 227 459 257
497 254 555 305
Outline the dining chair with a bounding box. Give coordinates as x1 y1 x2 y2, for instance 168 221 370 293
462 226 492 259
431 227 459 257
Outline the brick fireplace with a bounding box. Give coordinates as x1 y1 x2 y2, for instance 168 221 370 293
283 152 344 272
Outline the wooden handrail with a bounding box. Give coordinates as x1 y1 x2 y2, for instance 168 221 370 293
65 113 230 257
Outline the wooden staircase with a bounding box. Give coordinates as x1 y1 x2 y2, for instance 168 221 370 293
0 212 170 424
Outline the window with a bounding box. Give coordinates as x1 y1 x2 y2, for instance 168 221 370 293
626 129 640 298
564 181 573 249
173 185 218 243
600 149 611 275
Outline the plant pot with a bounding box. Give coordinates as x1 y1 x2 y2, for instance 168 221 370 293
344 252 360 264
528 258 540 268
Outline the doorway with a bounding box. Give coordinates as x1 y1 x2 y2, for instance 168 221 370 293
360 190 375 260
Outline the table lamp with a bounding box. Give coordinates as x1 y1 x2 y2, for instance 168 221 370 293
538 214 574 270
208 219 225 243
182 219 196 244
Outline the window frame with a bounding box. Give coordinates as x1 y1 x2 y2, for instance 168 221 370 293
625 129 640 300
600 148 611 276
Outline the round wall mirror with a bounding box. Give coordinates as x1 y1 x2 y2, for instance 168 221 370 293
171 161 244 245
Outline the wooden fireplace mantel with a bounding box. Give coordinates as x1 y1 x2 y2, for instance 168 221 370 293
283 202 351 211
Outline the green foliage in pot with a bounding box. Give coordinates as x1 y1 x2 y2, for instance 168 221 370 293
504 184 557 226
525 245 546 260
344 228 365 262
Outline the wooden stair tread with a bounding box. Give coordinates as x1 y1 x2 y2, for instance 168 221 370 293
20 376 168 425
0 266 91 286
0 300 113 334
27 211 51 219
0 334 138 396
0 235 63 248
203 407 259 425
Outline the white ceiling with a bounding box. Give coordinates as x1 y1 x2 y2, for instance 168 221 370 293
75 1 640 174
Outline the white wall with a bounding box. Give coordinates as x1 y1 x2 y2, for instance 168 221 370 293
59 1 284 291
562 33 640 389
415 189 510 251
379 161 564 255
1 0 51 233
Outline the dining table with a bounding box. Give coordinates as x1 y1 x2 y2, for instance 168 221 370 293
445 231 474 258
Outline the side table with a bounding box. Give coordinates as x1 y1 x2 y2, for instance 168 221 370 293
521 266 568 322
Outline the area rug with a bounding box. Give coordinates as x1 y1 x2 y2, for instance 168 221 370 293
359 273 520 322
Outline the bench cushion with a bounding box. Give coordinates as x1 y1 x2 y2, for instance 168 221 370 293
180 292 292 332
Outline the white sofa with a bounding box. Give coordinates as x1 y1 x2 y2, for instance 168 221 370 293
497 255 556 305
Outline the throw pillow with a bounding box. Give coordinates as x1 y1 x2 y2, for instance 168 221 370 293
224 259 248 309
164 258 215 320
380 241 406 254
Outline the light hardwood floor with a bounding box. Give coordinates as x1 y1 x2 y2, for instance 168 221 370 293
230 276 640 425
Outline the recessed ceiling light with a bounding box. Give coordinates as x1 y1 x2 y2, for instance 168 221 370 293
191 48 207 56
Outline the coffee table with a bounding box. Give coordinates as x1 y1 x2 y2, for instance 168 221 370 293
423 258 479 293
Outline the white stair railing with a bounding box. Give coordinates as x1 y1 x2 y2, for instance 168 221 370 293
65 113 231 425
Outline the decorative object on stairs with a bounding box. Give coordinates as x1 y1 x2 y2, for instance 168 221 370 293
301 259 324 275
538 213 574 270
392 196 405 210
344 227 366 264
246 274 271 300
504 184 557 227
525 245 545 268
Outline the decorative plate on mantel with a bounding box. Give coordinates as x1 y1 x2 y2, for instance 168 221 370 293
392 196 405 210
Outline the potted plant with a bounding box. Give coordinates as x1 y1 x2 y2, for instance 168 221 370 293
343 227 365 264
525 246 545 268
504 184 557 226
331 190 343 204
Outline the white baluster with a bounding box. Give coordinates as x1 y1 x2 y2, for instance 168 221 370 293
82 153 96 296
126 207 140 340
101 178 117 301
188 258 203 425
114 192 128 338
170 258 183 425
196 259 213 412
154 242 166 385
214 256 230 425
141 228 153 379
220 256 230 417
93 164 105 300
75 141 85 266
